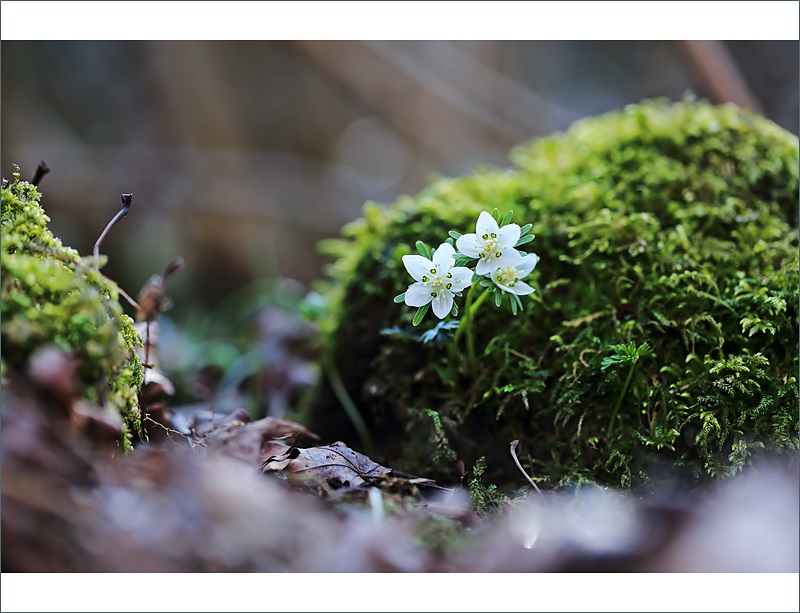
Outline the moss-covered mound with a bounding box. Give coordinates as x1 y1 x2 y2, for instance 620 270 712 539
1 170 143 449
310 99 799 489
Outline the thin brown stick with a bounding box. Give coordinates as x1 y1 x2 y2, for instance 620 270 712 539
93 194 132 271
138 321 153 440
115 285 141 312
144 322 152 373
510 440 542 494
143 415 207 447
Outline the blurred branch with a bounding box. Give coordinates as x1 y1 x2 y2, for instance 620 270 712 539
367 41 578 136
296 41 581 163
675 40 763 113
362 41 532 143
293 41 512 160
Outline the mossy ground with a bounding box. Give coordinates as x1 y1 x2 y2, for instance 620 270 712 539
1 170 143 448
307 99 799 490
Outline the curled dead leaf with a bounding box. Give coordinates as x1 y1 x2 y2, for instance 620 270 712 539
183 407 251 439
136 258 183 322
261 442 391 490
206 414 319 467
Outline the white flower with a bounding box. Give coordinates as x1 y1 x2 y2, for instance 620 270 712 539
456 211 522 276
402 242 473 319
491 252 539 295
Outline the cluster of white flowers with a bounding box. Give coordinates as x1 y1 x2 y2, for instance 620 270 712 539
397 210 539 324
401 242 473 319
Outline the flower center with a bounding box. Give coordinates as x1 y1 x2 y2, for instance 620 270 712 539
479 233 501 259
495 265 518 286
428 266 451 290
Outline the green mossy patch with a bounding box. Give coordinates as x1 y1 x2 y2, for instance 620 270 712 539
308 99 799 489
1 170 143 449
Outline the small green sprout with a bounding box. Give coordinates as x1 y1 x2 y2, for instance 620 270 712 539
601 341 655 440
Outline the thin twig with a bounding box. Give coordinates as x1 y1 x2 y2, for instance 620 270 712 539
115 285 141 312
143 415 207 447
144 321 152 379
510 440 542 494
137 258 183 441
93 193 132 271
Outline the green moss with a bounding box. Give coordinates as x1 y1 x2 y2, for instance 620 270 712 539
309 99 799 489
1 169 143 449
468 456 510 516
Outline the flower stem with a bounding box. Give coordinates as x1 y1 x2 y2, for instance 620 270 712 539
455 284 490 372
454 284 476 344
607 358 637 440
323 354 374 454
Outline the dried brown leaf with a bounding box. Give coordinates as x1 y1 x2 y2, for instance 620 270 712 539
261 442 391 489
135 259 183 323
206 415 319 467
185 407 251 438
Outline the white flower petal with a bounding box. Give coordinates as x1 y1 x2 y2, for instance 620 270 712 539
516 253 540 277
509 280 535 295
493 249 524 269
405 282 433 307
403 254 434 282
488 281 514 294
431 290 453 319
456 233 482 258
497 223 521 248
490 264 535 295
475 258 494 276
478 250 519 275
476 211 499 237
490 278 514 294
432 242 456 267
449 266 473 290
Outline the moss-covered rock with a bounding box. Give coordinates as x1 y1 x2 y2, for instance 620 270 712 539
309 99 799 489
1 170 143 449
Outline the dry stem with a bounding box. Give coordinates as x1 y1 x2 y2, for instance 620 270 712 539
510 440 542 494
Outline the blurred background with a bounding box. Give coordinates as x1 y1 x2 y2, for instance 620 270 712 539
2 40 798 414
3 41 798 306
